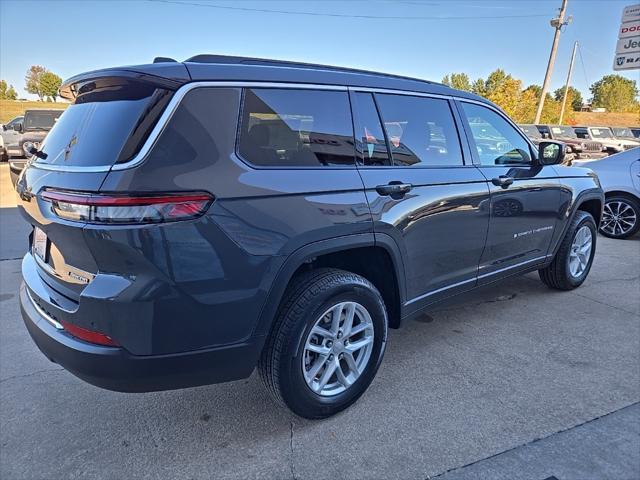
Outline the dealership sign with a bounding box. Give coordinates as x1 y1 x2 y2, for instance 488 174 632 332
615 4 640 70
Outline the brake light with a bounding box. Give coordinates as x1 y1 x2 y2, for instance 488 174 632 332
59 319 119 347
40 190 214 224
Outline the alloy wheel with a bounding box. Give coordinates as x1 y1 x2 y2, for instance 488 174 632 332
601 200 637 237
302 301 374 397
568 225 593 278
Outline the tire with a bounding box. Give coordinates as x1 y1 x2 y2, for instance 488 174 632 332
539 210 597 290
599 195 640 239
259 268 388 419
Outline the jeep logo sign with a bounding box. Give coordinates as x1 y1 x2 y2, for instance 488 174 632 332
615 4 640 70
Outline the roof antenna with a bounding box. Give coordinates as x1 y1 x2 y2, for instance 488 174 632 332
153 57 177 63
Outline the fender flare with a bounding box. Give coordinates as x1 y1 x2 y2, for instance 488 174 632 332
251 232 407 341
550 187 604 256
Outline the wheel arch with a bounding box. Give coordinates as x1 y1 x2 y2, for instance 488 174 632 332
550 188 604 257
252 233 407 345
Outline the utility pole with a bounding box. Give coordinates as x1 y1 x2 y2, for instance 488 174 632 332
559 41 578 125
534 0 571 124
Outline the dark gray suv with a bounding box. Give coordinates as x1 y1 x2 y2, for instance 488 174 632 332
17 56 603 418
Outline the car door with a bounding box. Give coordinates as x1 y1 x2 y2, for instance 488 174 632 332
456 100 561 281
351 91 490 310
2 117 23 150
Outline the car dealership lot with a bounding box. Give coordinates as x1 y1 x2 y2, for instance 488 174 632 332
0 163 638 479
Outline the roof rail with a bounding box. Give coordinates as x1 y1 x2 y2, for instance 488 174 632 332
184 54 438 85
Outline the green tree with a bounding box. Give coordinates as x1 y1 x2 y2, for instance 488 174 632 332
0 80 18 100
553 86 583 111
590 74 639 112
25 65 47 101
471 78 486 97
442 73 471 92
40 72 62 102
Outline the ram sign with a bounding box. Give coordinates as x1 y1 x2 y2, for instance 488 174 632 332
615 3 640 70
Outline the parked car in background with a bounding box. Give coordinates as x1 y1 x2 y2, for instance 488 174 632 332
630 127 640 139
611 126 640 144
574 126 639 153
0 133 6 162
1 116 24 160
2 109 62 159
580 148 640 239
535 124 606 161
520 124 574 163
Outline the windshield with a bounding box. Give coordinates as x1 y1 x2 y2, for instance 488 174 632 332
34 83 171 168
589 128 614 139
519 125 542 138
551 126 578 138
23 111 62 131
612 127 634 138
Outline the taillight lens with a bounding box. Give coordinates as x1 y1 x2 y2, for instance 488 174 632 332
40 190 214 224
59 319 119 347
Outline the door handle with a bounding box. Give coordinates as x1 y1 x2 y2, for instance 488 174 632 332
491 175 514 188
376 182 413 198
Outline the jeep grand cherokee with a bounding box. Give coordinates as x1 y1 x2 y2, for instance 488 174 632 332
17 55 603 419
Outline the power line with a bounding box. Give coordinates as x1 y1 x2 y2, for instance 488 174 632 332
577 43 591 91
146 0 551 20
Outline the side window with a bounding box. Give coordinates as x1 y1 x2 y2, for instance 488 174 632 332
351 92 391 166
461 102 532 166
574 128 589 139
238 88 355 167
375 94 463 167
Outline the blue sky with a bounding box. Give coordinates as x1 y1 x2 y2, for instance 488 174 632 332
1 0 638 101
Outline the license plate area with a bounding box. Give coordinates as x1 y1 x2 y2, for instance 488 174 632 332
33 227 48 262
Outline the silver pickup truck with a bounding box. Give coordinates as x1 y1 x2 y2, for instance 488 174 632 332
1 109 63 159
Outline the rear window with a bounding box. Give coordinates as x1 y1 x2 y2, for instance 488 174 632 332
34 81 171 168
238 88 355 167
24 111 62 131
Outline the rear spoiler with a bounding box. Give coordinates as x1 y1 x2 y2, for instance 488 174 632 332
59 63 191 101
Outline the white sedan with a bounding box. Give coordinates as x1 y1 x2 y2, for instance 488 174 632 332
579 148 640 239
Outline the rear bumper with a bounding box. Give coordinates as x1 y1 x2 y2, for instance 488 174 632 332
20 282 262 392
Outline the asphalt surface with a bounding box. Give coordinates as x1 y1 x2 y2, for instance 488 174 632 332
0 163 638 479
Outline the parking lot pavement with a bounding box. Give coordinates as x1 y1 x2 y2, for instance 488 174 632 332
0 163 638 479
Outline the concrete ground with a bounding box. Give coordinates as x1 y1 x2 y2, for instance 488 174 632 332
0 163 638 480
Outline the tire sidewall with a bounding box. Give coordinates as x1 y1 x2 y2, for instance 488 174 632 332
564 214 597 286
280 279 388 418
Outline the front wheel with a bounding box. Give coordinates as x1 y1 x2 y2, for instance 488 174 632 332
539 210 597 290
259 268 388 419
600 195 640 239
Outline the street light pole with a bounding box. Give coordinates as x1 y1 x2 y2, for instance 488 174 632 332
534 0 570 124
559 41 578 125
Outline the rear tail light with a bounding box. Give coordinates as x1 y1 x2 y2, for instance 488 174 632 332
40 190 214 224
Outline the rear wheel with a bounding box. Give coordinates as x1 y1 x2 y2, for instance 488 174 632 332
259 268 388 419
539 210 597 290
600 195 640 239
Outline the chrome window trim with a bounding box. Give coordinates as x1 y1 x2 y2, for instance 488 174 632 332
28 80 517 173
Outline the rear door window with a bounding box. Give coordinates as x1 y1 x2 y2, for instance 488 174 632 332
374 94 463 167
351 92 391 166
238 88 355 167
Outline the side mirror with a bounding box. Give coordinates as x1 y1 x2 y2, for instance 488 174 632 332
538 141 566 165
1 125 6 131
13 123 23 133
